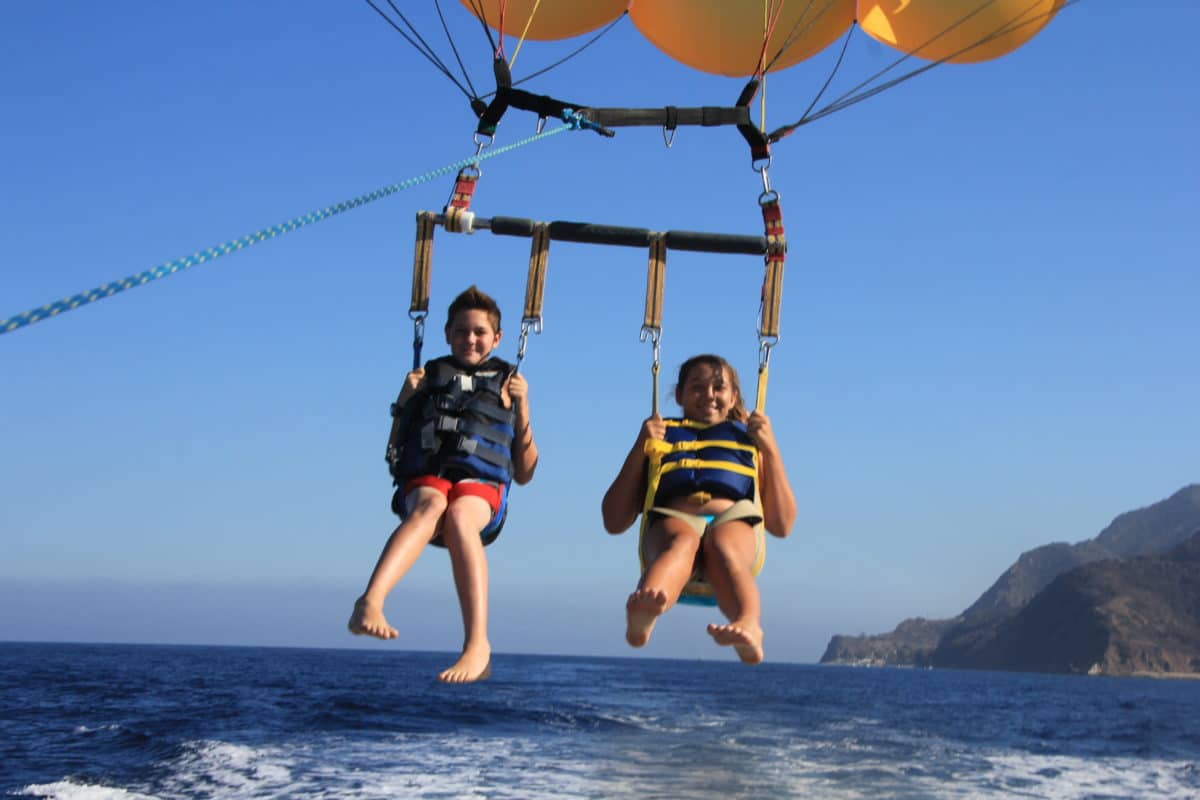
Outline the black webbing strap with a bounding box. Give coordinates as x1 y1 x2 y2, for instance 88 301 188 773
474 57 609 138
735 79 771 163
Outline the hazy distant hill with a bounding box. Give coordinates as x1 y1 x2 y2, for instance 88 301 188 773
820 484 1200 676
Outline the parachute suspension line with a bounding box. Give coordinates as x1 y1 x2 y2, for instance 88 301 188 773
463 0 499 54
508 0 545 69
772 0 1080 136
762 0 842 74
364 0 473 100
505 14 626 93
760 77 767 133
641 233 667 417
793 20 855 127
494 0 507 59
755 169 786 413
0 122 578 337
410 211 436 370
516 222 550 372
433 0 481 100
754 0 788 79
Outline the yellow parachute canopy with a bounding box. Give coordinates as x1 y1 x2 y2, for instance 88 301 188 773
459 1 1061 74
456 0 627 41
629 0 855 78
858 0 1065 64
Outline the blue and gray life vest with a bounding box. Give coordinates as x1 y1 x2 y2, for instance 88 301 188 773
652 418 758 505
387 356 516 486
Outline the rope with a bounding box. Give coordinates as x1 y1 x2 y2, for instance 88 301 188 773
508 0 544 68
1 123 576 338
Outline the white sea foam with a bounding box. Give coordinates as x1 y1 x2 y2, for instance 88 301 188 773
16 782 157 800
17 735 1197 799
979 751 1198 800
71 724 122 735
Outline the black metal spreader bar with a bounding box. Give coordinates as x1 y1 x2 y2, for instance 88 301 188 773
432 213 767 256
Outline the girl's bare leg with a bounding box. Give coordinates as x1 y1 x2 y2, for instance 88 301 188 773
702 521 764 664
348 487 447 639
436 495 494 683
626 519 701 647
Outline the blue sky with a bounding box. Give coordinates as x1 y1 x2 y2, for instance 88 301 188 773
2 2 1196 664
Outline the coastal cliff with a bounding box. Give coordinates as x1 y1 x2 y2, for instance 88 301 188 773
820 485 1200 676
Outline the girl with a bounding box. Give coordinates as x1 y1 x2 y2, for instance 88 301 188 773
601 354 796 664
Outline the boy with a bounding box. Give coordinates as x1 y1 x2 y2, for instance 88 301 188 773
348 285 538 683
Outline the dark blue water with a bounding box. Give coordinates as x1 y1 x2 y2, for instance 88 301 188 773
2 642 1198 798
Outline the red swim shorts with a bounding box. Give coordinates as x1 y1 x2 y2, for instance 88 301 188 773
403 475 503 515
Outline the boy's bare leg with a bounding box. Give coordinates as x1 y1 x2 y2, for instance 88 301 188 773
348 488 447 639
436 495 494 683
626 520 701 647
702 522 764 664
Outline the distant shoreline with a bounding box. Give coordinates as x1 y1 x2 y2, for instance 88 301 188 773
1129 670 1200 681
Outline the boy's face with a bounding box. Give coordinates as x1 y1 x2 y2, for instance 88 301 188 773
445 308 501 367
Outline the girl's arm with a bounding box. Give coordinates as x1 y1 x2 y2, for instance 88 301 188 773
601 415 666 534
748 411 797 538
506 372 538 485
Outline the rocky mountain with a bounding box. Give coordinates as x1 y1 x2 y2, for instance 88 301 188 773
933 532 1200 675
820 484 1200 676
820 617 951 667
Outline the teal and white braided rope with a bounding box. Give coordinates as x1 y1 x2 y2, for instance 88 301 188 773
2 121 576 337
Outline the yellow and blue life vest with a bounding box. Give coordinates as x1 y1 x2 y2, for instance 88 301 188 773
641 418 766 605
653 418 757 504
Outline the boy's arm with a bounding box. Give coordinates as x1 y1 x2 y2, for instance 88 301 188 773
601 415 665 534
506 372 538 485
748 411 796 538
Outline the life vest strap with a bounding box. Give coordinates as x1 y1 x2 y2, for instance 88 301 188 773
661 439 757 455
456 436 512 469
659 459 759 480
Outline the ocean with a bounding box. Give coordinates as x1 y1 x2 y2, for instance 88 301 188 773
2 642 1197 799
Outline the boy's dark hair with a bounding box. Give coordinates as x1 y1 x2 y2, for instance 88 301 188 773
675 354 749 422
445 285 502 333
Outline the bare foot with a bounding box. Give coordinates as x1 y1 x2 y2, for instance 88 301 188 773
626 588 669 647
347 596 398 640
707 620 764 665
438 643 491 684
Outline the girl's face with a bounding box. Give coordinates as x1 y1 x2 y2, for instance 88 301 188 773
677 362 737 425
445 308 501 367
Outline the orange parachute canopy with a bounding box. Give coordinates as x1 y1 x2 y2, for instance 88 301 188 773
460 0 1063 76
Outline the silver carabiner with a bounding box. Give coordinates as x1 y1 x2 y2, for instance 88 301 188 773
640 325 662 370
757 336 778 371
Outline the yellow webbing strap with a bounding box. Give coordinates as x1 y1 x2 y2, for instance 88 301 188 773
658 459 759 480
411 211 435 316
756 365 769 413
523 222 550 324
657 439 757 455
